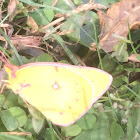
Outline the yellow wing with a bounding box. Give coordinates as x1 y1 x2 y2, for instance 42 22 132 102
6 64 94 126
66 66 112 100
5 62 112 126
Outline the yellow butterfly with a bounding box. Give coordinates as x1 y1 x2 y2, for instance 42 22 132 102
2 55 113 126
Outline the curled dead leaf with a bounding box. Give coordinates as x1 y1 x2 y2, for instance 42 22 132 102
0 35 42 52
10 35 42 49
98 0 140 52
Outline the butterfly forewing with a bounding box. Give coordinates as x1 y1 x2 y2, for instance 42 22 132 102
10 65 94 126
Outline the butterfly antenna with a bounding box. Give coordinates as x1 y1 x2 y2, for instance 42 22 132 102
0 50 10 64
0 50 18 72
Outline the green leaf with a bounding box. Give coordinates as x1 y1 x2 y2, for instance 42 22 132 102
42 0 72 11
39 128 58 140
111 41 128 62
29 8 54 25
62 124 81 137
86 106 96 114
94 0 117 8
58 60 69 64
73 0 82 5
32 117 45 134
0 134 26 140
19 0 43 7
80 23 95 47
131 29 140 42
8 107 27 127
18 96 27 108
0 119 7 132
0 110 18 131
127 108 140 140
35 54 54 62
60 14 83 42
52 34 79 65
74 118 110 140
129 82 140 103
102 54 117 73
60 11 100 48
3 93 18 109
28 106 45 120
24 115 35 134
112 76 126 87
0 95 5 110
76 114 96 130
110 121 124 140
10 55 31 66
80 11 100 47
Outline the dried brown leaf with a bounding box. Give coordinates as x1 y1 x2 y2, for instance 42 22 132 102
98 0 140 52
27 16 39 33
10 35 42 49
0 35 6 42
0 35 42 52
7 0 19 21
128 54 140 62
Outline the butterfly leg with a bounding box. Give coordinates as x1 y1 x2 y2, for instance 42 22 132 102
23 99 30 106
0 80 10 93
0 83 6 93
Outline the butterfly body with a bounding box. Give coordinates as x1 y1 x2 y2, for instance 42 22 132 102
5 62 113 126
